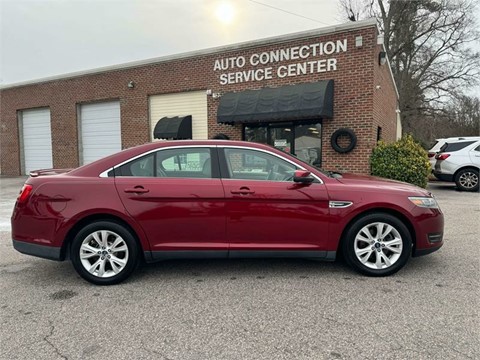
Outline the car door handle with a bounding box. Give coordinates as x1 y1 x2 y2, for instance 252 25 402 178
230 188 255 195
124 186 150 194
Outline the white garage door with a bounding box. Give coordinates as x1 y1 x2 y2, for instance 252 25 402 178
21 108 53 174
149 91 208 140
80 101 121 165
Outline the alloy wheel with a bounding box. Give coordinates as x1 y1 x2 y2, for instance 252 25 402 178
458 171 478 190
354 222 403 270
79 230 129 278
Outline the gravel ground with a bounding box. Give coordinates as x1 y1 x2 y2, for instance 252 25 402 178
0 177 478 360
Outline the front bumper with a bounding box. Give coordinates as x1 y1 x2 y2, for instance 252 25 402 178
413 243 443 257
13 239 62 261
409 204 444 257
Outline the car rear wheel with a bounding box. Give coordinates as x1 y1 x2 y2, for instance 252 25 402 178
71 221 139 285
455 168 479 192
342 213 411 276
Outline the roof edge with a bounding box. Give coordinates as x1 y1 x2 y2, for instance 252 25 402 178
0 18 377 90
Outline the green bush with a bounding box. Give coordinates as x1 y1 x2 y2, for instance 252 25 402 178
370 134 431 188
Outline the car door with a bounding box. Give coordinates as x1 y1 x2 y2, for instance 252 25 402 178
219 146 330 257
469 143 480 165
114 146 227 259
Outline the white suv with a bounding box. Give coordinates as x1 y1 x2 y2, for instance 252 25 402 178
428 136 480 171
434 139 480 192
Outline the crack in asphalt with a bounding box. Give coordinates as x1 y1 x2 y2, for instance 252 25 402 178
44 321 68 360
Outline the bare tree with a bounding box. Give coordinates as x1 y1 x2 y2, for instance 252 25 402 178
445 95 480 133
339 0 371 21
340 0 480 142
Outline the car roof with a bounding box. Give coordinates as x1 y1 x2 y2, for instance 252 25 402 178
431 137 480 151
442 139 480 145
68 140 281 177
435 136 480 141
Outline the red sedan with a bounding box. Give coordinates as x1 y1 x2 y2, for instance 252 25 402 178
12 140 444 285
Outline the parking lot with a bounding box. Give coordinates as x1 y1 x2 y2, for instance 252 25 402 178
0 176 478 360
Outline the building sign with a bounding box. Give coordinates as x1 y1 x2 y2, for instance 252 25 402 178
214 39 347 85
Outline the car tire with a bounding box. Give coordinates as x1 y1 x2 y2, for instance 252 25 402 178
71 221 139 285
454 168 479 192
330 128 357 153
342 213 411 277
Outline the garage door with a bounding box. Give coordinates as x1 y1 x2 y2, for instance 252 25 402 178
149 91 208 140
80 101 121 165
21 108 53 174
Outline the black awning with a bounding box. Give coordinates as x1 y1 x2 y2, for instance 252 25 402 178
217 80 334 124
153 115 192 140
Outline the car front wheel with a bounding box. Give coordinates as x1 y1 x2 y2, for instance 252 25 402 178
71 221 139 285
342 213 412 276
455 168 479 192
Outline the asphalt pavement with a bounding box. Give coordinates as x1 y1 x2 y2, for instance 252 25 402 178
0 177 479 359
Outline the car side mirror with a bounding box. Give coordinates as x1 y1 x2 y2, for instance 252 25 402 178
293 170 314 184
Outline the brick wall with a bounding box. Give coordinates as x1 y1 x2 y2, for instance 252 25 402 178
0 24 397 175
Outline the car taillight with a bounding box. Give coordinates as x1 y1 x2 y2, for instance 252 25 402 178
428 152 435 158
17 184 33 203
435 153 450 160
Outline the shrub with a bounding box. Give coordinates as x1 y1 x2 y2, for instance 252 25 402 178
370 134 431 188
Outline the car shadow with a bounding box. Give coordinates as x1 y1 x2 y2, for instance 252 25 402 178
133 257 351 282
427 181 457 191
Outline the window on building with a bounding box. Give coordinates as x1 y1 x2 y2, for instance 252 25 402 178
294 124 322 167
244 122 322 167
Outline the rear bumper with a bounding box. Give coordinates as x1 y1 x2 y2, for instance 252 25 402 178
433 172 454 182
12 239 62 261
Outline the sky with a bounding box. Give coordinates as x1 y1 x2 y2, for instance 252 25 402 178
0 0 478 97
0 0 344 85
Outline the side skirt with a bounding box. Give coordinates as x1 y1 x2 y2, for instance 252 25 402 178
144 250 336 263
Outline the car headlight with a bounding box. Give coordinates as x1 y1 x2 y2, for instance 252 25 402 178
408 196 439 209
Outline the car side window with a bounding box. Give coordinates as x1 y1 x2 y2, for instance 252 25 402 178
441 141 475 152
156 148 212 178
224 148 297 181
112 148 213 178
474 145 480 152
115 153 155 177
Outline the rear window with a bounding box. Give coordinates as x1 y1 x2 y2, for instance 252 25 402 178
429 140 440 152
439 141 475 152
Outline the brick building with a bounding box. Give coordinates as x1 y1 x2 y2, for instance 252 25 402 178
0 19 400 176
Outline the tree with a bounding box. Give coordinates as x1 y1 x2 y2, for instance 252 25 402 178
340 0 480 143
442 95 480 136
397 94 479 148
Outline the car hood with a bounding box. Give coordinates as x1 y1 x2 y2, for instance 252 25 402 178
335 173 431 196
